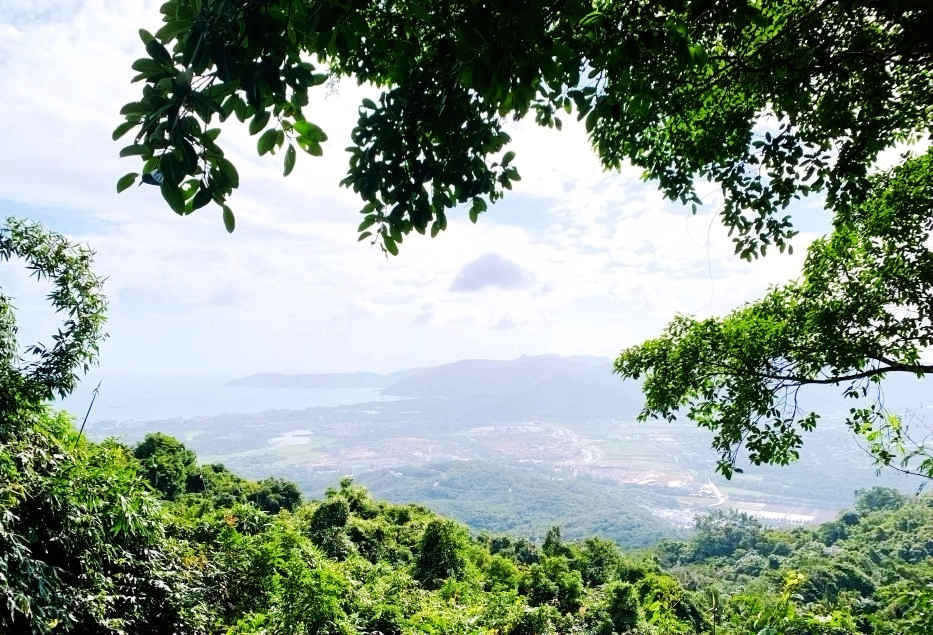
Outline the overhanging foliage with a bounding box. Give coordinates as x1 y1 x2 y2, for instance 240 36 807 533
117 1 931 257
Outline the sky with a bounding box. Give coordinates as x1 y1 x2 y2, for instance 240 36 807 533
0 0 835 384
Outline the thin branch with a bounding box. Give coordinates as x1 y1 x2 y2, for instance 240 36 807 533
742 362 933 386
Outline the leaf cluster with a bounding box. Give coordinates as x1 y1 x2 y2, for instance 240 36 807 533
615 151 933 478
0 218 107 418
119 1 931 256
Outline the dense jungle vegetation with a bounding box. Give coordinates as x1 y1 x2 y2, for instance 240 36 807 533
2 407 932 634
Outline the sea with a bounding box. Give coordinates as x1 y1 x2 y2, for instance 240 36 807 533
56 373 386 424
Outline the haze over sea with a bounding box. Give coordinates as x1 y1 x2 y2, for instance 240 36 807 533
57 373 388 422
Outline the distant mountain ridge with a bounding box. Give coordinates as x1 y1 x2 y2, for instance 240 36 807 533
229 355 618 392
227 353 933 422
228 355 647 419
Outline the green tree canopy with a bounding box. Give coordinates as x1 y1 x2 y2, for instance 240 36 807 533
134 432 198 500
414 519 467 588
250 477 303 514
616 152 933 477
118 0 930 255
0 221 199 634
854 486 906 514
605 581 645 633
522 555 584 615
0 218 106 422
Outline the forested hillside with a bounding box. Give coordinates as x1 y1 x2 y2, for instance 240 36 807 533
3 408 931 634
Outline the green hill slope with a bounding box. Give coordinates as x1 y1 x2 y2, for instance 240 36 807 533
3 410 931 634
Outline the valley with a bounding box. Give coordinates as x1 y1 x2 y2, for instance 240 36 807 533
85 356 928 546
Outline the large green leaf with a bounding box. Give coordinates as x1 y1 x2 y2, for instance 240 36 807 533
116 172 138 193
283 145 296 176
112 121 138 141
119 144 149 158
249 111 271 136
294 120 327 143
160 181 186 214
383 232 398 256
257 129 278 155
222 205 236 233
145 39 172 64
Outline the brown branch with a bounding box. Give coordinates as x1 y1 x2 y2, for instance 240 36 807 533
743 362 933 386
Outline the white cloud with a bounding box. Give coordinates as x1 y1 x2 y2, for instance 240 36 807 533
0 1 827 382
